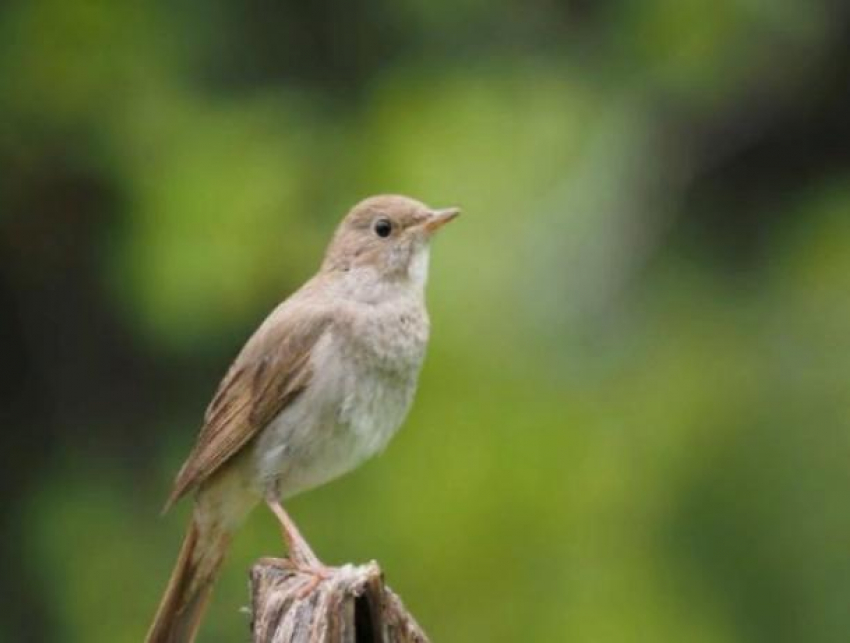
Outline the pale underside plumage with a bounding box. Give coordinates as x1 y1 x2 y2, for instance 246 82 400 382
255 283 429 499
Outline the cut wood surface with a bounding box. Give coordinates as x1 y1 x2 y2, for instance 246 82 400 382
250 558 430 643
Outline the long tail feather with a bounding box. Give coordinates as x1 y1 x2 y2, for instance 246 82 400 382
146 519 229 643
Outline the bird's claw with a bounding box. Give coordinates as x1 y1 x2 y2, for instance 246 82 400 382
292 562 332 598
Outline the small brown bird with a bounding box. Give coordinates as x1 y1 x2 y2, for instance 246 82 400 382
146 195 459 643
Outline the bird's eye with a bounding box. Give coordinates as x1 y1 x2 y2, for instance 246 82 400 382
373 218 393 238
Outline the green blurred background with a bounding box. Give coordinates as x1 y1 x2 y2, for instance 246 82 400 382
2 0 849 641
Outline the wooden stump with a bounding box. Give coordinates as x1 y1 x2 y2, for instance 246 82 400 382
250 558 430 643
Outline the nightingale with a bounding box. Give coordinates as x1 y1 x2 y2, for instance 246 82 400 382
146 194 460 643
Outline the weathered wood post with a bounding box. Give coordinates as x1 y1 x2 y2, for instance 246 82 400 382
250 558 430 642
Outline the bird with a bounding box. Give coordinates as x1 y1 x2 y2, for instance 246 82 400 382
146 194 460 643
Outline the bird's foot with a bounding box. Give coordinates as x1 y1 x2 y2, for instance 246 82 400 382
291 561 333 598
255 555 333 598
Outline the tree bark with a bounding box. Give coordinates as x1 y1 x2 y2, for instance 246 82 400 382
250 558 430 643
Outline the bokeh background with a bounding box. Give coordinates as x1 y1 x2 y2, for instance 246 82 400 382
2 1 849 641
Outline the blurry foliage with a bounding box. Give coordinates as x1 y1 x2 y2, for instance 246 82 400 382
0 0 848 642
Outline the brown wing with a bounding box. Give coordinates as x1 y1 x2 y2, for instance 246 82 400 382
163 308 331 512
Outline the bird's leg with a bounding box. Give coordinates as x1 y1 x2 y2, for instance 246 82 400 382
264 490 331 596
264 494 321 567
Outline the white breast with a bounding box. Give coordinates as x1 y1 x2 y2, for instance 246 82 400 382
253 294 429 499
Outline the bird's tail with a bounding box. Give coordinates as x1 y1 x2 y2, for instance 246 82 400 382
146 518 230 643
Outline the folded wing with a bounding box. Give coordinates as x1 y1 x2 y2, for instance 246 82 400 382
163 308 331 512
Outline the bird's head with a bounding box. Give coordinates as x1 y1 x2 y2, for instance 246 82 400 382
322 195 459 291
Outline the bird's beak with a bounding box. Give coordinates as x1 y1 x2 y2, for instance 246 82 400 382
422 207 461 234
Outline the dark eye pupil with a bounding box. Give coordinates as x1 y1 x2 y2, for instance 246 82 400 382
374 219 392 238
